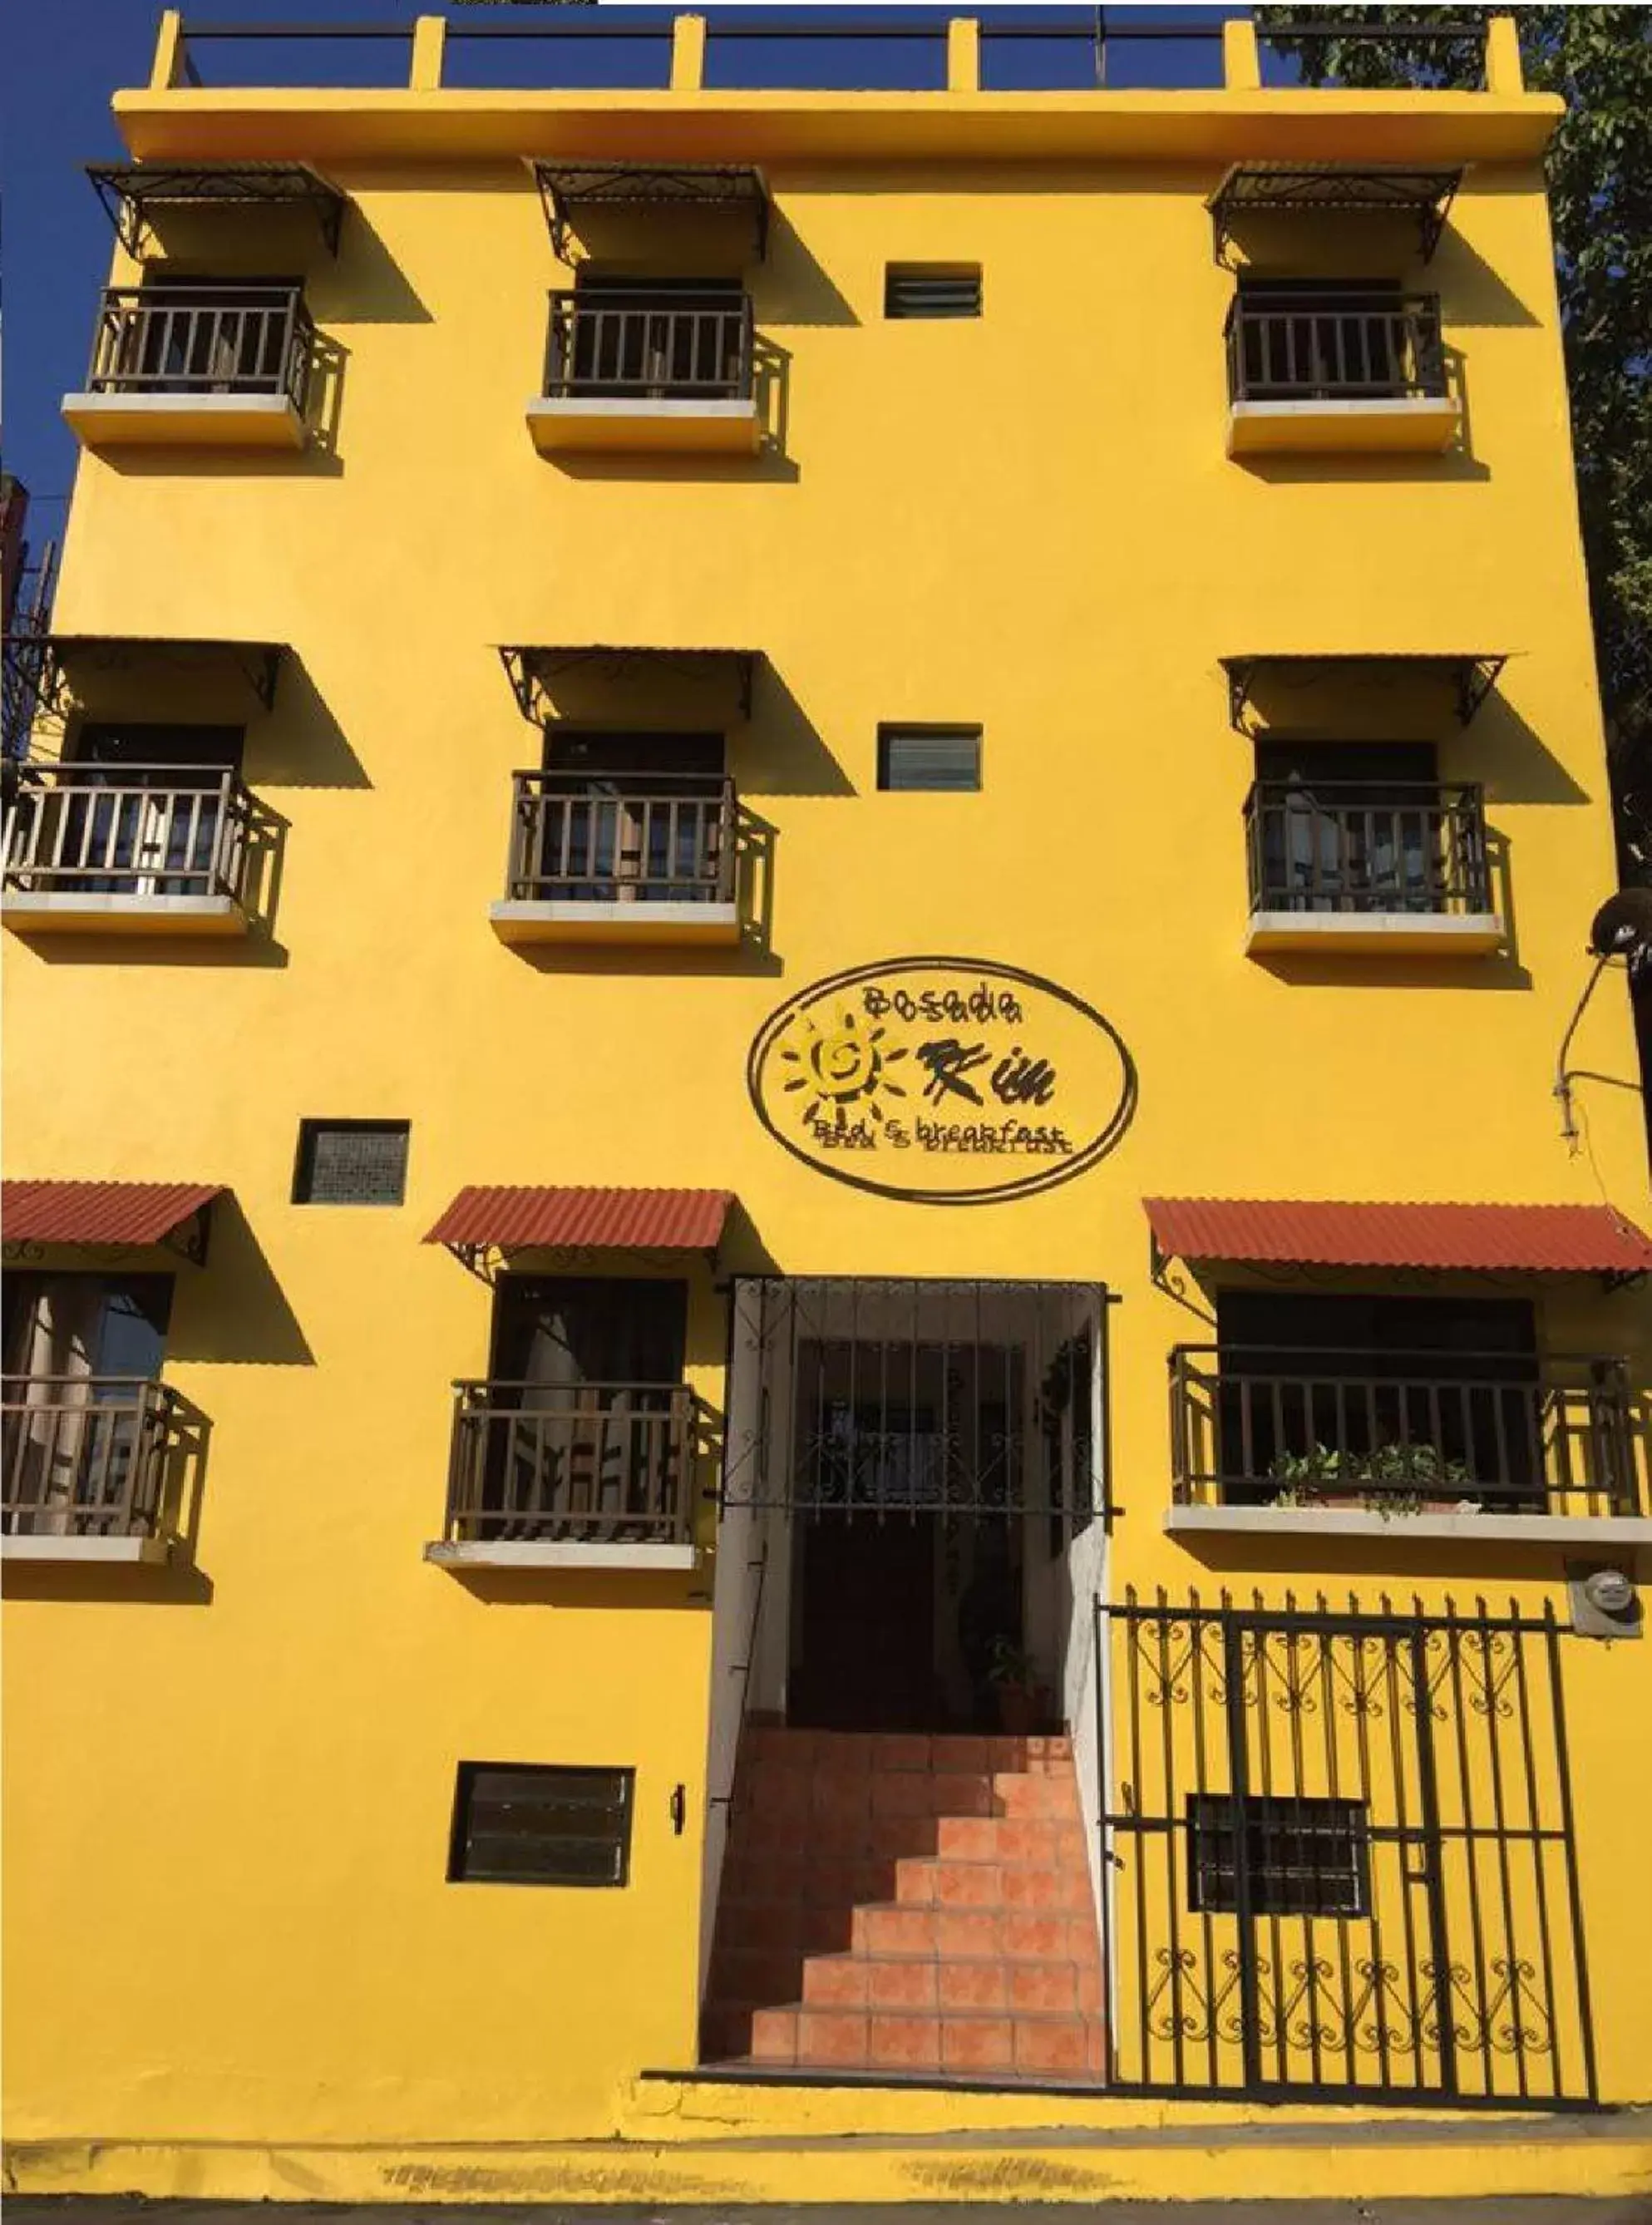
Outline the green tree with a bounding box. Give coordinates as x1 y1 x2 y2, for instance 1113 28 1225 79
1258 7 1652 876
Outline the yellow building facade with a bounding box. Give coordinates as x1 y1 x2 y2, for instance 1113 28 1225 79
5 10 1652 2205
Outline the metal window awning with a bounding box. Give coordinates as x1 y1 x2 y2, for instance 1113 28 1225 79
9 636 288 738
2 1180 226 1265
86 163 347 259
530 161 770 266
425 1186 734 1275
1145 1196 1652 1282
1221 653 1507 734
1209 163 1463 264
498 645 760 727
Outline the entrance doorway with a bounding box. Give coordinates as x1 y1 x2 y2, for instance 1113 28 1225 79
718 1278 1108 1739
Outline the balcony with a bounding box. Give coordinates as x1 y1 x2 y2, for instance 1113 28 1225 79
490 770 740 946
1225 290 1461 456
1166 1346 1652 1547
62 284 313 450
1243 780 1503 955
3 763 258 935
526 290 760 456
426 1380 703 1570
2 1378 183 1562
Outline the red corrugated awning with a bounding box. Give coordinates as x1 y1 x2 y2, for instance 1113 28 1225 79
2 1179 225 1248
424 1186 733 1253
1144 1196 1652 1277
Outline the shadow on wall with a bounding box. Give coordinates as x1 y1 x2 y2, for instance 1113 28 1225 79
1250 948 1534 994
1 1556 215 1606
436 1564 713 1611
167 1196 315 1368
1161 1530 1609 1591
254 654 372 790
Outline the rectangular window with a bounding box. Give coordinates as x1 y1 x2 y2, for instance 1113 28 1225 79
877 726 982 793
885 264 982 319
448 1763 635 1887
292 1119 411 1206
1186 1793 1370 1917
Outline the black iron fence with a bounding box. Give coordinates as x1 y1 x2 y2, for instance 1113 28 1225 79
1244 781 1492 919
544 290 754 402
2 1377 182 1540
1227 291 1447 404
721 1277 1107 1520
1169 1346 1640 1517
505 770 737 906
444 1380 702 1547
4 762 255 907
86 284 313 412
1096 1591 1595 2104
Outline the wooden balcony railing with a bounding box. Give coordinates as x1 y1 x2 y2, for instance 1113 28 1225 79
87 284 314 412
544 289 755 402
2 1377 182 1539
505 771 737 905
1225 290 1448 403
1244 781 1492 917
1169 1346 1642 1518
3 763 256 906
444 1381 702 1546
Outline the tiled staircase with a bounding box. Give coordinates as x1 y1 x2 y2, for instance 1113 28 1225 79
703 1726 1105 2080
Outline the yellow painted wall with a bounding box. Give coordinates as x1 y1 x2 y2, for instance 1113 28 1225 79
5 27 1651 2190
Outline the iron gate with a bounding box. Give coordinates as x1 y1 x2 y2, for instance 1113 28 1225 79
1096 1591 1596 2105
722 1276 1108 1519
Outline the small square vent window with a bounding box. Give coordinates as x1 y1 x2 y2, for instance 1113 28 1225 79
292 1119 411 1206
878 726 983 792
449 1763 635 1887
885 264 982 319
1186 1793 1370 1918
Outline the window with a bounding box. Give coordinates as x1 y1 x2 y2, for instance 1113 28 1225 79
448 1763 635 1887
292 1120 411 1206
1186 1794 1370 1917
885 264 982 319
877 726 982 793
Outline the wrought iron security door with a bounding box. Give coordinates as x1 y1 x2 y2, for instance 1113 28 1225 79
1097 1594 1596 2106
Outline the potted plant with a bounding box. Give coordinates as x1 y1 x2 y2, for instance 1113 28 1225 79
986 1636 1044 1735
1267 1440 1473 1516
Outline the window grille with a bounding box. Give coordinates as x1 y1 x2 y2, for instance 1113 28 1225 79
447 1764 634 1887
885 265 982 318
877 726 982 792
292 1120 410 1206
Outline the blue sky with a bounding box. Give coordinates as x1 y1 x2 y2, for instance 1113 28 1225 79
2 1 1239 555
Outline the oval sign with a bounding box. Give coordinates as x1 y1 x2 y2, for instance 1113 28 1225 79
747 956 1137 1205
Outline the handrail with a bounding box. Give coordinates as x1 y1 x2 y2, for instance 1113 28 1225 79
505 770 737 906
1226 289 1447 405
445 1379 702 1547
544 290 754 404
1 1376 181 1538
1167 1346 1639 1517
1243 778 1491 919
87 283 313 412
4 763 255 906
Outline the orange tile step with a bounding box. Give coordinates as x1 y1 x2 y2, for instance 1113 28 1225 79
748 2003 1104 2078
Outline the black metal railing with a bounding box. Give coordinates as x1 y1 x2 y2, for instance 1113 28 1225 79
444 1380 702 1546
1244 781 1492 918
3 763 256 908
1097 1591 1595 2106
1169 1346 1640 1517
2 1377 182 1540
86 284 313 412
505 770 737 906
1227 291 1447 404
543 290 754 402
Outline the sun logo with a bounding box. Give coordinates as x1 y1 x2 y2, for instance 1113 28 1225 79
779 1009 910 1128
